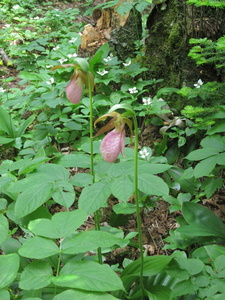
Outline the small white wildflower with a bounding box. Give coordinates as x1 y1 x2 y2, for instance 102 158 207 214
104 56 113 63
58 58 68 64
46 65 53 68
97 69 108 76
53 46 59 51
32 16 40 20
129 87 138 94
68 53 77 58
139 147 150 159
142 97 152 105
55 14 60 17
46 77 54 85
194 79 203 88
69 37 77 43
123 60 131 67
0 87 6 92
13 4 20 9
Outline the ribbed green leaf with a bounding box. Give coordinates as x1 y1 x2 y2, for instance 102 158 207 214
53 289 119 300
79 182 111 214
52 260 125 292
19 236 59 259
62 231 122 254
121 255 172 278
111 175 133 202
19 260 52 290
0 254 20 289
0 214 8 245
28 209 87 239
138 174 169 196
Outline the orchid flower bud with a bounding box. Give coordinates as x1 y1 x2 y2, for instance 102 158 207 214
94 111 133 163
51 59 94 104
100 128 125 163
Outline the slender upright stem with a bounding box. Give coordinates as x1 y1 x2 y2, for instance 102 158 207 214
133 116 144 298
88 74 102 264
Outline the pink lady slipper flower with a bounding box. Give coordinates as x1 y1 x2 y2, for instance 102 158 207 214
51 58 94 104
94 112 132 163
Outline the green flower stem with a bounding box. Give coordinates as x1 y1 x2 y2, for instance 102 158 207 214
88 74 102 264
133 116 144 297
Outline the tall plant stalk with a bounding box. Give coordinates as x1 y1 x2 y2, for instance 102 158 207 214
88 75 102 264
133 115 144 298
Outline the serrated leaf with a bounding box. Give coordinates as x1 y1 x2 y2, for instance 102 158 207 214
62 231 122 254
79 182 111 214
19 260 52 290
0 215 9 245
19 236 59 259
52 260 124 292
14 182 52 218
138 174 169 196
0 254 20 289
111 175 133 202
28 209 87 239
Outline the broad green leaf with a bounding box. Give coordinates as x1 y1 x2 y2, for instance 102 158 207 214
145 285 171 300
138 174 169 196
79 182 111 214
51 180 75 208
201 177 223 198
193 245 225 263
181 202 225 239
121 255 172 278
19 260 52 290
70 173 93 187
186 148 218 161
18 157 49 175
0 137 14 144
0 215 8 245
28 209 87 238
53 289 119 300
0 107 16 137
216 152 225 165
171 280 195 297
0 254 20 289
193 155 217 178
19 236 59 259
214 255 225 273
207 119 225 135
62 231 122 254
52 260 124 292
111 175 133 202
182 258 204 275
14 182 52 218
113 202 136 214
200 135 225 151
55 154 90 168
17 115 35 137
0 289 10 300
138 163 172 174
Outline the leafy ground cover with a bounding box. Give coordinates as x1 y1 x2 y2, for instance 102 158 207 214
1 0 225 299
